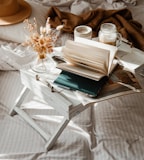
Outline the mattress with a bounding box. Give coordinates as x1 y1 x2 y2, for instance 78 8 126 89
0 0 144 159
0 71 92 159
92 92 144 160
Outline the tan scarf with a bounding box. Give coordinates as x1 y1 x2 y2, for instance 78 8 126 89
47 7 144 51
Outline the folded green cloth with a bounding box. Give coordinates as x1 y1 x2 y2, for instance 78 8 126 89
54 70 108 97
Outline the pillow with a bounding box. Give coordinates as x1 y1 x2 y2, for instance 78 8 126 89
27 0 74 6
0 1 50 43
122 0 137 5
103 0 137 10
106 0 137 5
101 1 127 10
71 0 92 15
88 0 104 4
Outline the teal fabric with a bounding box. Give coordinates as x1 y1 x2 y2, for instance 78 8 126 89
54 71 108 97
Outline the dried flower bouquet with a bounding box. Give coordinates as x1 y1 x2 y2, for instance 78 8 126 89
23 17 63 59
23 17 63 72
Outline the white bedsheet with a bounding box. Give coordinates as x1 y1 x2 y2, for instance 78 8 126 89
0 68 144 160
0 71 92 159
92 92 144 160
0 0 144 159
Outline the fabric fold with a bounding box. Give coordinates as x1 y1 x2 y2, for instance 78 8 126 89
47 7 144 51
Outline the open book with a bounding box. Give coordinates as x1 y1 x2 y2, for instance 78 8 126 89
57 37 118 81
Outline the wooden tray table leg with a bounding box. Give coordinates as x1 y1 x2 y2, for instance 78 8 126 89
45 117 70 151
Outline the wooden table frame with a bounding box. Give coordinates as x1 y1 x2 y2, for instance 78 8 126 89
9 41 144 150
9 69 89 151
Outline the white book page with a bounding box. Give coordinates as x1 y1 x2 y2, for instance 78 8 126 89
62 40 110 75
57 63 105 81
64 40 109 64
75 37 118 75
62 46 107 74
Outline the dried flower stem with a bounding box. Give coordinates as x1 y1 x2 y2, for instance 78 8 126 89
23 17 63 59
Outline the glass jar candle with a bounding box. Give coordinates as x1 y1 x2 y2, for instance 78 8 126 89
74 25 92 41
98 23 121 46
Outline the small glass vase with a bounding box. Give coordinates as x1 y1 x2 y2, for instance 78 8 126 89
31 52 55 73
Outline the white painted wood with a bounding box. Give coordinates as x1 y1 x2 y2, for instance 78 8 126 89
9 46 144 150
20 69 81 119
9 68 90 150
14 106 50 141
9 86 29 116
45 117 70 150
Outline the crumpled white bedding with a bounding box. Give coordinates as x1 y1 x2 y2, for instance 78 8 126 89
0 41 37 70
92 92 144 160
0 69 144 159
0 0 144 71
0 0 144 159
0 71 92 159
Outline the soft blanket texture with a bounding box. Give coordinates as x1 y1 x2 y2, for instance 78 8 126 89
47 7 144 51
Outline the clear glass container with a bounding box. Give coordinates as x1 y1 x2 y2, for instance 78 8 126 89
31 52 55 73
98 23 119 46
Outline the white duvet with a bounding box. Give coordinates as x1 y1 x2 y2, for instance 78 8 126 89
0 0 144 159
